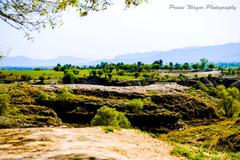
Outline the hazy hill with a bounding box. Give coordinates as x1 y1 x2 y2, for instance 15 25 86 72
0 56 89 67
112 43 240 64
0 43 239 67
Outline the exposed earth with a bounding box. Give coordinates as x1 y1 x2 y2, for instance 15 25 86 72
0 127 179 160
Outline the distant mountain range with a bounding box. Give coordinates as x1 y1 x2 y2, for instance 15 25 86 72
0 43 239 67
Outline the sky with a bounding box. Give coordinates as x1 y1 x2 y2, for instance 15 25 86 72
0 0 240 60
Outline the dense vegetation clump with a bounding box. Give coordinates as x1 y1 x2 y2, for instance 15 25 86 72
216 85 240 117
91 106 130 128
128 99 144 113
0 94 10 115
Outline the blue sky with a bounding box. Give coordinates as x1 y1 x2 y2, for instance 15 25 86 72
0 0 240 60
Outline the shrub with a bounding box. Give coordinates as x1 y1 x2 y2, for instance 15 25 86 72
128 99 144 113
133 72 140 78
20 74 32 81
57 87 74 101
90 70 97 77
62 71 76 84
0 94 10 115
73 70 79 75
117 70 125 76
37 92 50 103
97 70 104 77
91 106 130 128
39 75 46 84
107 73 112 79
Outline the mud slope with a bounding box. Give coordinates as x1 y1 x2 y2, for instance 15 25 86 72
0 127 178 160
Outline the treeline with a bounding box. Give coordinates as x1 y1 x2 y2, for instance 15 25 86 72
53 58 217 72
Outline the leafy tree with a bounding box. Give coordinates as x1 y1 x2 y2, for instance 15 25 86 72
200 58 209 70
151 64 160 70
91 106 130 128
137 61 143 67
208 63 215 70
192 63 200 70
174 63 182 70
182 63 190 70
216 85 240 117
53 64 62 71
153 59 163 68
0 0 143 37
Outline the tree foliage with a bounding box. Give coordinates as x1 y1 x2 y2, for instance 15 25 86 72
91 106 130 128
0 0 144 37
216 85 240 117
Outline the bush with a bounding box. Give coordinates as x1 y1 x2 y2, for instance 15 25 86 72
0 94 10 115
39 75 46 84
128 99 144 113
20 74 32 81
91 106 130 128
57 87 74 101
62 71 76 84
37 92 50 103
117 70 125 76
133 72 140 78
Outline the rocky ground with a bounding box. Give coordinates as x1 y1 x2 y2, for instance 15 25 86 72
36 82 187 95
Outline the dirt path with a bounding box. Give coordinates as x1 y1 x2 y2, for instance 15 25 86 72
0 127 179 160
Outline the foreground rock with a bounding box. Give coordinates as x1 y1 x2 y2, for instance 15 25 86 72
0 127 178 160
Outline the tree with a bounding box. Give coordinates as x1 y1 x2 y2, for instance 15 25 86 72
174 63 182 70
200 58 208 70
192 63 200 70
216 85 240 117
0 0 144 37
53 64 62 71
182 63 190 70
153 59 163 68
208 63 215 70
